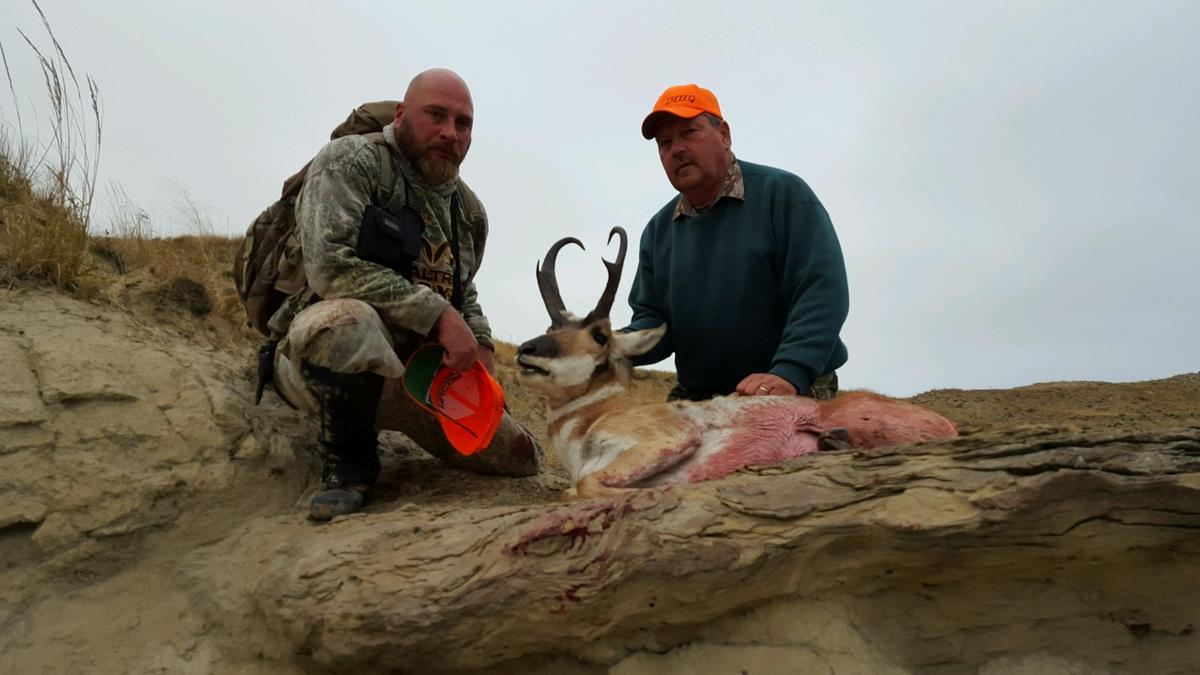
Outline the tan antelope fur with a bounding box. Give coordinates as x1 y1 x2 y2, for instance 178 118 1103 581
517 228 959 499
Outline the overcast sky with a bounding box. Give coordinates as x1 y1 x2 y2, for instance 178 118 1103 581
2 0 1196 396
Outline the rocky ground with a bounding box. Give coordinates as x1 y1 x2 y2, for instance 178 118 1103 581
1 287 1196 674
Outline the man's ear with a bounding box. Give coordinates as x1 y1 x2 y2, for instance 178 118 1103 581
612 324 667 359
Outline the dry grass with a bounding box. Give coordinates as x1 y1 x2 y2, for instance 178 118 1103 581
1 5 256 347
115 235 244 318
97 182 154 265
0 1 102 291
3 141 254 348
0 201 89 289
629 367 678 403
89 232 260 351
91 182 245 323
0 135 91 290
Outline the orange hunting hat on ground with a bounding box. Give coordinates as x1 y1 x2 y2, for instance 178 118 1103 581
641 83 724 139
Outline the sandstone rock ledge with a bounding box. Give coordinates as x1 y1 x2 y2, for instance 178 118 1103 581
190 425 1200 674
4 290 1197 673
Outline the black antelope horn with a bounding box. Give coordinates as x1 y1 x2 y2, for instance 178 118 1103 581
536 236 584 328
583 227 628 325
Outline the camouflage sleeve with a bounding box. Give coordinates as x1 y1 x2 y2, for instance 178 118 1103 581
460 280 492 350
295 137 449 336
457 185 493 349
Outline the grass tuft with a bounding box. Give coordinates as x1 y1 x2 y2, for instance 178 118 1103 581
0 0 102 290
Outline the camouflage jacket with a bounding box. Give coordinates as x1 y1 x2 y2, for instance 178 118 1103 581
270 123 492 349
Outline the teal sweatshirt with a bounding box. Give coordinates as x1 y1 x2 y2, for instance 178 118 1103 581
625 160 849 395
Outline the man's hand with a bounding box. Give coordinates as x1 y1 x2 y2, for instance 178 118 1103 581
736 373 797 397
436 307 479 372
476 344 495 374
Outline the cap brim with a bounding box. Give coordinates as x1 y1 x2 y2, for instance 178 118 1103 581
641 106 705 139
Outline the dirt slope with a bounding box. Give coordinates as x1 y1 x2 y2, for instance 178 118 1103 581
1 286 1196 674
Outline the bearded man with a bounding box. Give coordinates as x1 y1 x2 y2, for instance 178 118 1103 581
269 69 542 520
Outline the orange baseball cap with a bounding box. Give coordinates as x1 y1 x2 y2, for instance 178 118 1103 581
641 83 724 139
403 344 506 456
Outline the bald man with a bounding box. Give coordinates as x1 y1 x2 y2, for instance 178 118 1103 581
271 69 542 520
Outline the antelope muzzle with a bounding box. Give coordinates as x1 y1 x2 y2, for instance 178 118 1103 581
516 335 559 377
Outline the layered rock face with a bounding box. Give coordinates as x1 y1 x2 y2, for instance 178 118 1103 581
191 424 1200 674
0 293 249 564
0 291 316 673
2 289 1197 674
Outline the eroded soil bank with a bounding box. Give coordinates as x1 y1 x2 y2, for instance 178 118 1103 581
2 289 1196 674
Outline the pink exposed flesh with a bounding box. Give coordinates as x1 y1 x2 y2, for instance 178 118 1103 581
626 393 958 487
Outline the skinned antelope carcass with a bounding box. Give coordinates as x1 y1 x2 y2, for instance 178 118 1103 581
517 227 959 499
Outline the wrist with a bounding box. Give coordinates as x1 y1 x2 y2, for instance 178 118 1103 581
768 365 807 395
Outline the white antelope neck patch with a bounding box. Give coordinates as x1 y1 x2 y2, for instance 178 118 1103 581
547 382 625 425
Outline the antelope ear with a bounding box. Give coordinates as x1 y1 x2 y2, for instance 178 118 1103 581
612 324 667 359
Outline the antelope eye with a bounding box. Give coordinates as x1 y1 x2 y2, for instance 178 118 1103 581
592 331 608 346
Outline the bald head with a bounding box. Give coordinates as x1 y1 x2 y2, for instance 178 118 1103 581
404 68 472 109
394 69 475 186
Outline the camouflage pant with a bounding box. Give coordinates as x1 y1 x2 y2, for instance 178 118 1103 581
808 372 839 400
667 371 839 402
274 299 542 477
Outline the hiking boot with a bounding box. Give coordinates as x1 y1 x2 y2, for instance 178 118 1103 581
300 361 385 521
309 482 372 521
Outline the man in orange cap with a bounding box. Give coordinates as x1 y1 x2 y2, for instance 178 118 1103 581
624 84 849 402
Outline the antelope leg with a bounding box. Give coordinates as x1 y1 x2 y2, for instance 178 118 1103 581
575 435 701 499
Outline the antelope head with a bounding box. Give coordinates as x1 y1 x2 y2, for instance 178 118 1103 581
516 227 666 403
517 229 960 499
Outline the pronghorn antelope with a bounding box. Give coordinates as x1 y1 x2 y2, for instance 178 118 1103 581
516 227 959 499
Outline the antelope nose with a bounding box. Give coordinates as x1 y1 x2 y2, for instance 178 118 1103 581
518 335 559 358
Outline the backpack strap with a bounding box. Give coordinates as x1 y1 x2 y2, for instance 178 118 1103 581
454 183 488 255
362 131 404 208
364 131 398 205
449 193 463 310
374 141 394 205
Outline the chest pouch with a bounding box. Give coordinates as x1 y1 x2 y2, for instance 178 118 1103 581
357 204 423 279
